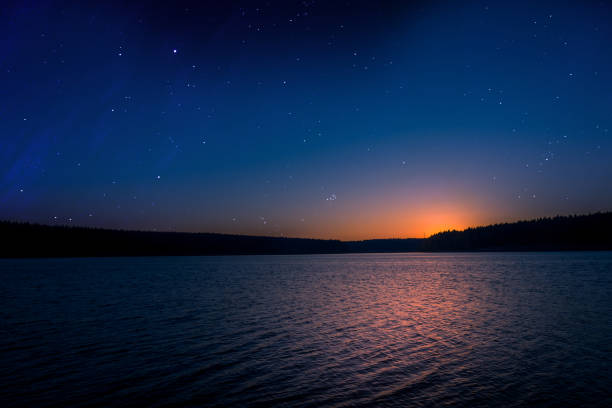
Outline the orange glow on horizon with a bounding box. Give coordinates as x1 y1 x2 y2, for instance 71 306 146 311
200 188 505 241
274 197 494 241
349 204 480 240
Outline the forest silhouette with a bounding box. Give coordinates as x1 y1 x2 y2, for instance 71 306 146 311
1 212 611 258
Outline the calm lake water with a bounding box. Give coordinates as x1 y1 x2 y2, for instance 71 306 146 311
1 253 611 407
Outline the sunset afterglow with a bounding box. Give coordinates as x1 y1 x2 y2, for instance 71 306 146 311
1 1 611 239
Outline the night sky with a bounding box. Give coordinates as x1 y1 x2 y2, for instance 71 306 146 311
1 1 611 240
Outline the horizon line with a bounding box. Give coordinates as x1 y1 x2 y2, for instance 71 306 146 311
2 211 610 242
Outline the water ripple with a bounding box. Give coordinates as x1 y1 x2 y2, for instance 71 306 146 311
1 252 612 407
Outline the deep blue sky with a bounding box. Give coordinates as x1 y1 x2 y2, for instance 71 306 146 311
1 0 611 239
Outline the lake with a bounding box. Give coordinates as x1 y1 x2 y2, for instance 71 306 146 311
1 252 611 407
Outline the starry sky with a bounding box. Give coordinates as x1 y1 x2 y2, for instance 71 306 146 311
1 0 611 240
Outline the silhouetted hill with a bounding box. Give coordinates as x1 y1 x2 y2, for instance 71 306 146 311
1 212 611 258
424 212 612 251
0 222 350 258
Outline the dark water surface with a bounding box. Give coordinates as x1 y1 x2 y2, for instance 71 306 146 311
1 253 611 407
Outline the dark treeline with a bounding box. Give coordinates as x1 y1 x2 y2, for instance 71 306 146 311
0 222 421 258
0 223 422 257
1 212 611 258
0 222 348 258
424 212 612 251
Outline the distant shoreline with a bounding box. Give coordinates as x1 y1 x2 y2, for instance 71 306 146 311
1 212 611 258
4 250 612 262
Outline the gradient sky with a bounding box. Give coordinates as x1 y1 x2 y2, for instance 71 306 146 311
1 0 611 240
